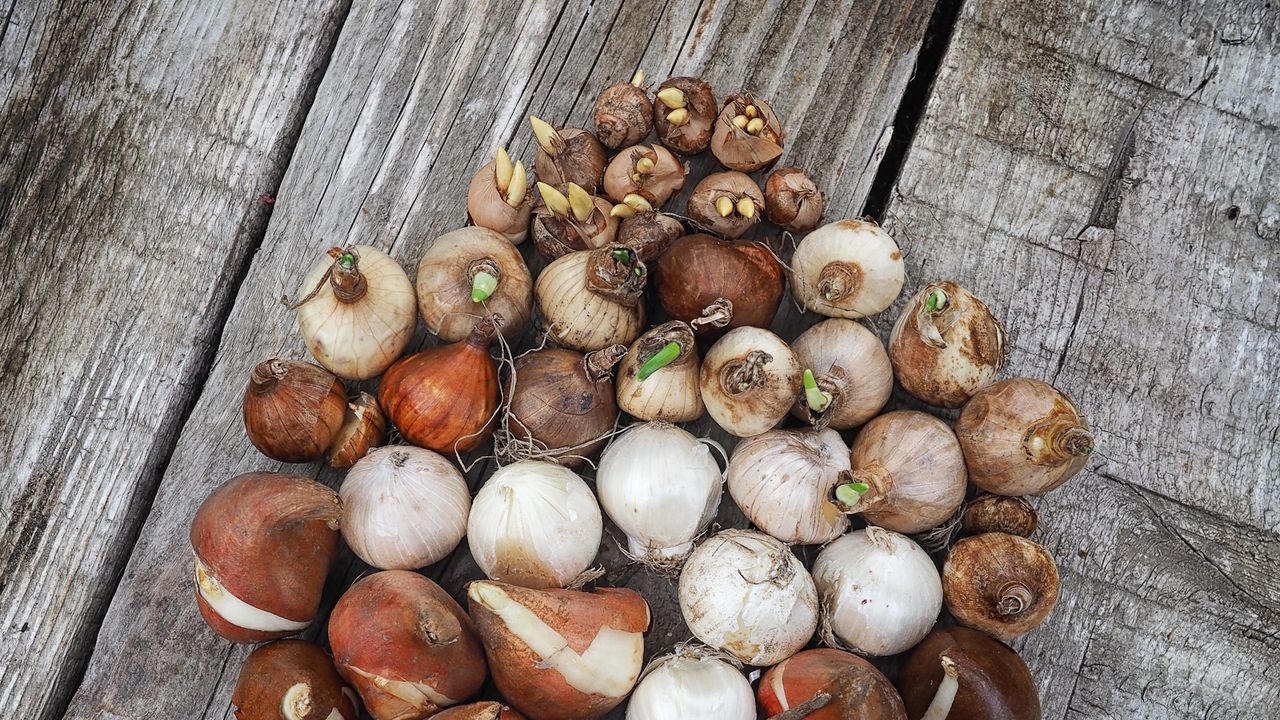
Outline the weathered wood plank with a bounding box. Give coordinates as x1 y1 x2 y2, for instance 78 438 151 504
0 1 348 718
882 0 1280 717
64 0 939 717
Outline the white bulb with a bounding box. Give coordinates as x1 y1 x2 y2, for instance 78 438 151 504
627 652 754 720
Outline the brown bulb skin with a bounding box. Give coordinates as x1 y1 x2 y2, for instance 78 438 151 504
962 494 1038 537
535 127 606 193
758 649 907 720
687 171 764 239
503 347 623 467
434 703 527 720
889 281 1005 408
378 321 500 453
243 359 346 463
328 571 487 720
326 391 387 469
653 77 716 155
765 166 825 232
944 533 1059 642
710 94 785 172
899 626 1042 720
232 640 358 720
190 473 340 643
656 234 783 339
617 212 684 263
594 82 653 149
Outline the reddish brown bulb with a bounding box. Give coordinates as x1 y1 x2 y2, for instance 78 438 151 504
655 233 784 339
711 94 785 172
231 640 358 720
899 626 1042 720
652 77 716 155
242 358 346 463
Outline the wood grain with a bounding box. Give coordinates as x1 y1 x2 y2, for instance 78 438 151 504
62 0 939 718
882 0 1280 716
0 1 348 718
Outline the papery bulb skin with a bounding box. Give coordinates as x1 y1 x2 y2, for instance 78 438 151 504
790 220 904 319
596 422 723 562
656 234 783 339
503 346 623 467
467 460 603 589
467 581 650 720
614 321 705 423
679 529 818 666
326 392 387 469
595 80 653 149
962 494 1038 537
417 226 533 342
467 159 534 244
531 194 620 260
790 319 893 430
890 281 1006 408
603 144 686 207
843 410 967 534
956 378 1093 495
812 528 942 657
533 126 606 194
627 652 755 720
710 94 785 172
616 211 684 264
699 327 802 438
943 532 1059 642
727 428 851 545
758 649 907 720
652 77 716 156
231 640 359 720
295 245 416 380
685 172 765 239
899 626 1042 720
378 319 500 454
339 446 470 570
190 473 341 643
328 571 487 720
535 246 647 352
434 702 526 720
243 358 347 463
765 166 825 233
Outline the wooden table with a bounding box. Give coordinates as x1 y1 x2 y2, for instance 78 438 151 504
2 0 1276 718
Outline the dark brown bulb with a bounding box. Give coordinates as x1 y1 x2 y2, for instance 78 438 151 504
242 358 346 463
962 494 1038 537
652 77 716 155
899 626 1042 720
503 346 624 467
655 233 784 340
594 79 652 149
232 640 358 720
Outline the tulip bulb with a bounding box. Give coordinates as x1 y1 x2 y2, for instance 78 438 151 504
242 358 346 463
231 640 358 720
758 649 907 720
790 220 904 319
956 377 1093 495
655 234 784 338
190 473 340 643
889 281 1005 408
502 345 625 467
899 626 1043 720
328 571 487 719
326 392 387 469
627 648 754 720
434 702 526 719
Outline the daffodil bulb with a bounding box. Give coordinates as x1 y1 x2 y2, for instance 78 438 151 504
727 428 852 545
812 527 942 656
339 446 470 570
679 529 818 666
467 460 603 589
596 422 724 562
626 648 754 720
790 219 904 319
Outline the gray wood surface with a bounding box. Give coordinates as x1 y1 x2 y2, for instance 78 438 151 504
60 1 940 719
0 1 348 718
881 0 1280 717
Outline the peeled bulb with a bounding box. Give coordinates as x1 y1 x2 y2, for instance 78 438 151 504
295 245 416 380
956 377 1093 495
535 246 647 352
837 410 967 534
700 326 802 437
679 529 818 665
790 220 904 319
417 226 532 341
596 422 724 562
326 391 387 469
231 640 358 720
467 460 603 588
242 358 346 463
890 281 1006 407
339 446 470 570
627 649 754 720
943 532 1059 641
790 319 893 429
727 428 851 545
812 527 942 656
467 581 650 720
190 473 340 643
328 571 487 719
758 649 907 720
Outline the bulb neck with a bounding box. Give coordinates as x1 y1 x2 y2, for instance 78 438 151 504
329 249 368 303
584 344 627 381
818 261 860 303
832 465 893 513
585 245 647 306
996 582 1035 616
248 359 288 392
720 350 772 396
1025 417 1094 465
689 297 734 330
465 316 499 350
